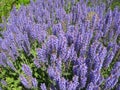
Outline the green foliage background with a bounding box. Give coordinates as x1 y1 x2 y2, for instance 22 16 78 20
0 0 30 23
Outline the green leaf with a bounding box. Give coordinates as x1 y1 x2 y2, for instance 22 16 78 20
30 49 37 57
6 77 14 84
35 72 39 77
17 86 22 90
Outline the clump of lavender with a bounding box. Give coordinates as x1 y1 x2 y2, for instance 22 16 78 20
0 0 120 90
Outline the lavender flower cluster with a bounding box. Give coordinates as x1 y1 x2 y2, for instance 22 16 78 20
0 0 120 90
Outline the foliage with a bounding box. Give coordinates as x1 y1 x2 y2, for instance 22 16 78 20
0 0 30 23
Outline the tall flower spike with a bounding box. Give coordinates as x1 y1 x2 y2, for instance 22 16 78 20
73 58 87 88
111 62 120 77
89 70 100 84
58 77 67 90
86 82 94 90
40 83 47 90
72 75 79 89
37 46 47 63
0 52 7 67
56 57 62 72
22 64 32 76
19 75 32 89
103 51 114 68
32 78 38 88
104 75 119 90
7 60 16 71
34 59 40 68
96 75 104 86
46 35 58 54
1 39 9 51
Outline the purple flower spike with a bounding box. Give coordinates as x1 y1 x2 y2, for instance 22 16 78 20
40 83 47 90
22 64 32 76
19 75 32 89
32 78 38 87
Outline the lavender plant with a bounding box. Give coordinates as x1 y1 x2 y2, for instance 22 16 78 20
0 0 120 90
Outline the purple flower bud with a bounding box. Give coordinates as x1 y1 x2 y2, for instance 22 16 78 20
34 59 40 68
55 8 66 21
86 82 94 90
22 32 30 54
73 60 87 88
0 52 7 67
37 46 47 63
67 78 79 90
104 75 118 90
71 75 79 89
111 62 120 77
7 60 16 71
67 81 75 90
89 70 100 84
72 6 78 24
89 41 100 59
96 75 104 86
1 39 9 51
58 77 67 90
98 46 107 61
56 57 62 71
52 23 62 36
19 75 32 89
22 64 32 76
47 66 60 81
9 43 19 60
32 78 38 87
50 53 57 63
40 83 47 90
103 51 114 68
66 25 76 46
1 79 7 86
57 34 68 59
46 35 58 54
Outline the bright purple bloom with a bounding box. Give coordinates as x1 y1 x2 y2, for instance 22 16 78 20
47 66 60 81
40 83 47 90
7 60 16 71
22 64 32 76
19 75 32 89
32 78 38 87
34 59 40 68
104 75 118 90
58 77 67 90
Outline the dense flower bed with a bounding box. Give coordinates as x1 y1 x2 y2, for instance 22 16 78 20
0 0 120 90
